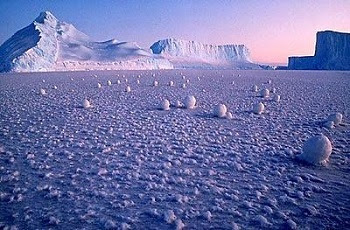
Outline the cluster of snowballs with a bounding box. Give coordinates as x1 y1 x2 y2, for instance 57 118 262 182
250 83 281 115
159 95 196 111
213 104 233 119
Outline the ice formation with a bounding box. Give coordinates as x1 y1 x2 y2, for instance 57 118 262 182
298 134 332 165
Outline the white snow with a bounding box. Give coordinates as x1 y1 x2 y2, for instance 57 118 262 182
297 134 332 165
327 113 343 126
213 104 228 118
273 94 281 102
184 95 196 109
253 102 265 114
82 99 91 109
160 99 170 111
260 89 270 98
125 86 131 92
40 88 47 95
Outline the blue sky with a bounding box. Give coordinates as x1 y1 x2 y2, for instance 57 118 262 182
0 0 349 64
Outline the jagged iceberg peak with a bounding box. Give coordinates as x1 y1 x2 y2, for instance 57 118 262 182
34 11 58 24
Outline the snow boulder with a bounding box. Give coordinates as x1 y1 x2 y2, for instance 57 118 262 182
125 86 131 92
327 113 343 126
252 85 258 92
213 104 227 118
40 88 47 95
253 102 265 114
184 96 196 109
160 99 170 111
273 94 281 102
260 89 270 98
297 134 332 165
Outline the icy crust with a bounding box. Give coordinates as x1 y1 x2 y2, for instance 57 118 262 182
0 11 173 72
0 70 349 229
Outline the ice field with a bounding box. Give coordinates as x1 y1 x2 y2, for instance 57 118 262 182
0 70 349 229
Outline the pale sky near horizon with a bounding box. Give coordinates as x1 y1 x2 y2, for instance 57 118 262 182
0 0 349 64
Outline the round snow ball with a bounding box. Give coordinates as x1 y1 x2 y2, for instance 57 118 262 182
182 83 186 89
107 80 112 86
252 85 258 92
153 81 158 87
137 80 140 84
184 96 196 109
169 81 174 86
160 99 170 111
125 86 131 92
273 94 281 102
272 88 277 93
327 113 343 126
213 104 227 118
186 79 190 84
97 83 102 88
226 112 233 119
298 134 332 164
253 102 265 114
53 85 58 90
83 99 91 109
117 80 121 84
40 89 47 95
260 89 270 98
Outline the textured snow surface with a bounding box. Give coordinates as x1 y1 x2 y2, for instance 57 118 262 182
0 11 173 72
0 70 349 229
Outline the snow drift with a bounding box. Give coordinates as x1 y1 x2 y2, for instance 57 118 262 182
150 38 265 69
288 31 350 70
0 11 173 72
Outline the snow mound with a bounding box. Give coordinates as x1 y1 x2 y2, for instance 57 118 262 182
83 99 91 109
253 102 265 114
160 99 170 111
297 134 332 165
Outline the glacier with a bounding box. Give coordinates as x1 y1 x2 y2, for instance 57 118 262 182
288 31 350 70
0 11 173 72
150 38 264 69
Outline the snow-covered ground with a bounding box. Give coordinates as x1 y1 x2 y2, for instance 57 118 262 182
0 70 349 229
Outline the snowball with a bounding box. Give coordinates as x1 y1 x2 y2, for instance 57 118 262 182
153 80 158 87
182 83 186 89
125 79 128 83
226 112 233 119
252 85 258 92
107 80 112 86
184 96 196 109
297 134 332 165
83 99 91 109
186 79 190 84
253 102 265 114
125 86 131 92
272 88 276 93
327 113 343 126
137 80 140 84
53 85 58 90
117 80 121 84
268 79 272 84
97 83 102 88
160 99 170 111
175 100 183 108
169 81 174 86
40 89 47 95
213 104 227 118
42 79 46 83
260 89 270 98
164 210 176 223
273 94 281 102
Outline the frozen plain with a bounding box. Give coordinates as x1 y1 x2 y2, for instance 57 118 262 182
0 70 349 229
